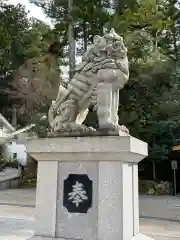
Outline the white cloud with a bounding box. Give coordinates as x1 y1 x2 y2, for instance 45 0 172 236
7 0 52 25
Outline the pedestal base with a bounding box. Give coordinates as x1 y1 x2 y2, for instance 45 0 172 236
2 233 154 240
30 234 154 240
132 233 154 240
27 136 149 240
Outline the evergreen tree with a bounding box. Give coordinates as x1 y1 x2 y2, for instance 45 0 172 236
26 0 180 179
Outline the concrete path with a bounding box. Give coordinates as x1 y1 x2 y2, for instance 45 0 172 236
0 190 180 239
140 219 180 239
140 195 180 222
0 189 35 207
0 205 179 240
0 189 180 221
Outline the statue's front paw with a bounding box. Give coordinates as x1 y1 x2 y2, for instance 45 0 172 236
118 125 129 134
99 122 130 135
99 121 118 131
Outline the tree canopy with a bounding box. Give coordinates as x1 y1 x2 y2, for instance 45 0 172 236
0 2 61 126
2 0 180 180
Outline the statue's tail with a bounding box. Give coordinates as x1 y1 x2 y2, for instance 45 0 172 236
48 85 70 129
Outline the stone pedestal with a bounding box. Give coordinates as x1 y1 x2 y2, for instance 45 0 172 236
27 136 154 240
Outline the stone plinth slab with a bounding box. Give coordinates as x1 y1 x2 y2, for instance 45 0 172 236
27 136 153 240
27 136 147 162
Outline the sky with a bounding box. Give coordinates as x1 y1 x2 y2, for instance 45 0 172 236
7 0 51 24
7 0 80 78
7 0 70 77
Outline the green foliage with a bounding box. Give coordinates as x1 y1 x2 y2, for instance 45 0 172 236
30 0 111 53
106 0 180 165
0 2 60 126
30 0 180 168
0 3 29 75
0 153 19 172
2 0 180 180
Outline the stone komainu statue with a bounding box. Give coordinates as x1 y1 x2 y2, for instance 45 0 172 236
48 29 129 134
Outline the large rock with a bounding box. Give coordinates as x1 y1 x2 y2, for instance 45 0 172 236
0 167 21 190
155 181 173 195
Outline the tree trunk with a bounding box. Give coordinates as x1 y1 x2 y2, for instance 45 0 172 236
152 160 157 181
99 0 104 35
83 21 88 52
115 0 120 14
68 0 76 79
115 0 124 15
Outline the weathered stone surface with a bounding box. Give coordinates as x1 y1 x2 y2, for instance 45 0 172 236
0 180 10 190
10 178 21 189
0 168 21 190
48 29 129 134
47 128 129 138
26 136 149 240
0 124 35 145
